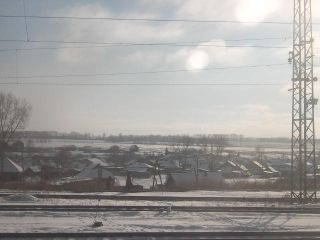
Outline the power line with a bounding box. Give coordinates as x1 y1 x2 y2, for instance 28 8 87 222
0 37 292 52
0 14 309 25
0 82 285 86
0 37 291 44
22 0 29 41
0 63 288 79
0 44 291 52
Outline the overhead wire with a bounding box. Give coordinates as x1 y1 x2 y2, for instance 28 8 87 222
0 4 316 87
0 37 293 52
0 82 286 86
0 63 289 79
0 14 314 25
22 0 29 41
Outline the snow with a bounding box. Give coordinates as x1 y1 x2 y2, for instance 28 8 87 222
126 162 153 173
0 189 289 198
1 198 304 209
0 210 318 233
75 164 114 180
3 194 38 202
0 157 22 173
85 158 110 167
0 190 318 233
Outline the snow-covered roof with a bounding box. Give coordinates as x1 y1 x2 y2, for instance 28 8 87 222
85 158 110 167
26 166 41 173
0 157 23 173
227 160 237 167
75 163 114 180
159 159 180 168
126 162 153 173
267 166 279 173
252 161 265 169
239 164 249 171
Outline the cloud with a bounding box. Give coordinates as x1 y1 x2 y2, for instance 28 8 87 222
235 0 281 23
176 0 235 20
8 0 312 137
48 4 186 65
111 104 290 137
166 39 252 70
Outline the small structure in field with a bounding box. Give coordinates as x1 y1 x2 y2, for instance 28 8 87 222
126 162 153 178
63 158 116 191
75 159 115 181
23 166 42 183
165 170 224 190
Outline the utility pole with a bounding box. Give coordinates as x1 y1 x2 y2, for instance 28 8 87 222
289 0 318 202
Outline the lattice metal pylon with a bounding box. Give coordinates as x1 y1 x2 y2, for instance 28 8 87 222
290 0 318 202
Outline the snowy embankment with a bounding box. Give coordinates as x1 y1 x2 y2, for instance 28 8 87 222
0 210 318 233
0 189 288 198
0 192 319 233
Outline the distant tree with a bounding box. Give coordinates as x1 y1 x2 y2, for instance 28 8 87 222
181 135 193 152
11 140 24 152
109 145 120 155
26 138 35 155
199 135 208 153
129 145 139 153
208 135 228 170
11 140 25 171
255 145 265 163
55 149 72 169
0 92 31 178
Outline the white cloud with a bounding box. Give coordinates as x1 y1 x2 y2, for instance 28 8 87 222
176 0 235 20
117 104 291 137
186 50 209 71
50 4 186 65
166 39 251 70
235 0 281 23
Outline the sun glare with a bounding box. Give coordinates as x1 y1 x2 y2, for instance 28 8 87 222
186 50 209 72
235 0 280 24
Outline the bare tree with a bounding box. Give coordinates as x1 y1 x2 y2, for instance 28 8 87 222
255 145 265 163
0 92 31 178
208 135 228 170
199 135 208 153
181 135 192 152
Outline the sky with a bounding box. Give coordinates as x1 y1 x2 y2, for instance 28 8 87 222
0 0 320 137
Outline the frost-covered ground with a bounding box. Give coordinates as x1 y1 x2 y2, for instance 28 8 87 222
0 210 318 233
0 190 289 198
0 197 290 207
0 192 319 233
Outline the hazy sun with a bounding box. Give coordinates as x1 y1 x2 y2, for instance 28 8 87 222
187 50 209 72
235 0 280 23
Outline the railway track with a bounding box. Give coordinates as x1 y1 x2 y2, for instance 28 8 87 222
0 193 296 202
1 204 320 213
1 231 320 239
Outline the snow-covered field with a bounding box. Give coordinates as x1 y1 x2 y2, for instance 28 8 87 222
0 197 289 208
31 138 294 153
0 210 318 233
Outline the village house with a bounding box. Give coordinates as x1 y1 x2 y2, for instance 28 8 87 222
0 157 23 182
166 169 224 189
125 162 153 178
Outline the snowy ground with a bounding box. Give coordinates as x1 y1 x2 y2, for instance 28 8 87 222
0 197 291 207
0 190 289 198
0 210 318 233
0 192 319 233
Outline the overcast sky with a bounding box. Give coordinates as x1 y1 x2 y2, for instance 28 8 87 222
0 0 320 137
